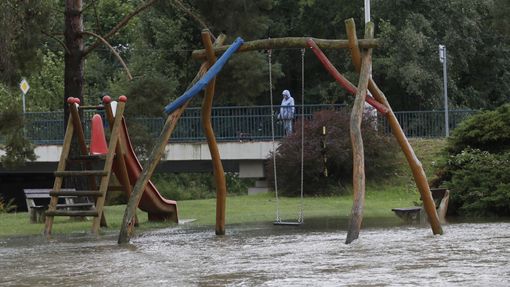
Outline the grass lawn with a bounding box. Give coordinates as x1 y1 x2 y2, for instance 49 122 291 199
0 138 446 238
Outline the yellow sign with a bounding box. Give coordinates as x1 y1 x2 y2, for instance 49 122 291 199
20 78 30 95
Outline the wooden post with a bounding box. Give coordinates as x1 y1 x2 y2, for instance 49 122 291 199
345 23 373 244
118 35 226 244
192 37 379 60
91 99 126 234
201 30 228 235
104 99 138 226
44 105 75 236
345 18 443 235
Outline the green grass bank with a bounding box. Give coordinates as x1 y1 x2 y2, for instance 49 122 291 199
0 138 446 237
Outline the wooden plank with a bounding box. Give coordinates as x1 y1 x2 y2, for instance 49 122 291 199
45 210 98 217
55 203 94 208
68 154 106 161
49 190 103 197
54 170 108 177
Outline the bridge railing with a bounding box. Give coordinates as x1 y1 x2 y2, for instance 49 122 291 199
10 105 476 145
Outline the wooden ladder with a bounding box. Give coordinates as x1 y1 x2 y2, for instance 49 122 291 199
44 97 127 235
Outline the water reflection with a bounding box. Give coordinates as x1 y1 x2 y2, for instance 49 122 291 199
1 219 509 286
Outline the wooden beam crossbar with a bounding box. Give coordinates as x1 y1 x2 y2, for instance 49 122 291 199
192 37 379 60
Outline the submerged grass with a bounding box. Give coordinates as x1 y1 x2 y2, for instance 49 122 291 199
0 138 446 238
0 186 418 237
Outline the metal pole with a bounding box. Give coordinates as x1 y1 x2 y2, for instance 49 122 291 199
439 45 449 137
22 92 26 113
364 0 371 24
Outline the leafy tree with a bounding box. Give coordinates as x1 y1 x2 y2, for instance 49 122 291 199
372 0 510 110
26 50 65 111
0 1 53 85
0 102 37 168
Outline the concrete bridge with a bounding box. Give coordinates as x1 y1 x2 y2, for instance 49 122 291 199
1 140 275 176
0 141 276 208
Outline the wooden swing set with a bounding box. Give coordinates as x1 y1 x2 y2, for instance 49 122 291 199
117 18 443 244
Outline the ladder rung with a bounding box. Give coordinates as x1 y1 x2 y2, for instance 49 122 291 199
68 155 106 161
54 170 108 177
55 203 95 208
50 190 103 197
45 210 99 217
78 105 104 110
108 186 125 192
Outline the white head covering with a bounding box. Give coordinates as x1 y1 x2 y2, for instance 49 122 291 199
282 90 291 98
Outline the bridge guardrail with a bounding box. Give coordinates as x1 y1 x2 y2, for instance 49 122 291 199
5 105 476 145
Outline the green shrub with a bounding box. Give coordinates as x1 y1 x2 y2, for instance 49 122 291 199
447 104 510 154
0 197 17 213
433 104 510 217
266 109 400 196
444 149 510 216
153 172 252 201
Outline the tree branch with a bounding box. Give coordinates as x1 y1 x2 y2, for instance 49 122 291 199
171 0 211 34
82 0 158 57
41 30 70 54
82 31 133 81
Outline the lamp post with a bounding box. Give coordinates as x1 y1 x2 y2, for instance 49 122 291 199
438 44 449 137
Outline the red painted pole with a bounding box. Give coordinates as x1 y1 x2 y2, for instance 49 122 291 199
306 38 388 115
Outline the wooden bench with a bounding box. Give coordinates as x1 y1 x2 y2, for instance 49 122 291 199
23 189 95 223
392 188 450 223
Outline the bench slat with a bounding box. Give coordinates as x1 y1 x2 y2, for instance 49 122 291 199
49 190 103 197
45 210 99 217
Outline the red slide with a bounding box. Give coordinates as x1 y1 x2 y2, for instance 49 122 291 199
114 117 178 222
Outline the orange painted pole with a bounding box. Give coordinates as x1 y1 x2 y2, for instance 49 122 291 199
305 38 388 115
345 18 442 235
201 30 228 235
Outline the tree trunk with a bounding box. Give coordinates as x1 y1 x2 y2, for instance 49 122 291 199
64 0 84 113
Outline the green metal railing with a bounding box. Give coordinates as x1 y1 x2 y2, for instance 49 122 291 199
13 105 475 145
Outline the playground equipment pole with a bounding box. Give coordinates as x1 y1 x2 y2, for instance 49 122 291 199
345 22 373 244
118 34 226 244
345 18 443 236
200 30 228 235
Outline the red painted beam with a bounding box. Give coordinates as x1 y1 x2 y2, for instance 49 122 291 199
306 38 388 115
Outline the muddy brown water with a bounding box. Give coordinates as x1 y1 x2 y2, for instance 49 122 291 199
1 218 509 286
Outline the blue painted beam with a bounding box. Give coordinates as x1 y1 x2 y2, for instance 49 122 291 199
163 37 245 114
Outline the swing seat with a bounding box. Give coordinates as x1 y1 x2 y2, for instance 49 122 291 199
273 221 303 226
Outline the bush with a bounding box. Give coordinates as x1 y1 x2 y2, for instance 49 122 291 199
266 109 400 196
0 197 17 213
153 172 252 201
433 104 510 217
447 104 510 154
444 149 510 216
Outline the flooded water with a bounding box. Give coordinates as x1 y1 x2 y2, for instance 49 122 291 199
1 219 509 286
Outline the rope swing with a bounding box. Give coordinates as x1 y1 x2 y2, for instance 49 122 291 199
268 48 306 226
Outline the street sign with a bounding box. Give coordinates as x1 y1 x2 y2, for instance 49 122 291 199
20 78 30 95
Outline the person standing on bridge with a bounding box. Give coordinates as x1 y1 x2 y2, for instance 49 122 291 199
278 89 295 136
